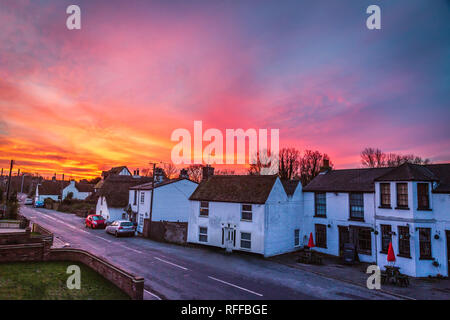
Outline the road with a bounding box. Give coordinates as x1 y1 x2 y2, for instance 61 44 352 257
19 202 399 300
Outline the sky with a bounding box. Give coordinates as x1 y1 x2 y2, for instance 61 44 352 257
0 0 449 179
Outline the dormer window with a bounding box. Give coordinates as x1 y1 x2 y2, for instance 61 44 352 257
417 183 430 210
396 183 409 209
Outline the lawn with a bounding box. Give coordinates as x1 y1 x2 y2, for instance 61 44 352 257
0 261 130 300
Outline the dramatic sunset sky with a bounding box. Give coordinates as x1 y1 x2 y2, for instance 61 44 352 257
1 0 449 179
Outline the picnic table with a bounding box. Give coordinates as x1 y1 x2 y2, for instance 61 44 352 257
381 265 409 287
297 247 322 265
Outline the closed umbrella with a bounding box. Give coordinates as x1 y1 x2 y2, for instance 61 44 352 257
308 232 315 248
387 241 396 262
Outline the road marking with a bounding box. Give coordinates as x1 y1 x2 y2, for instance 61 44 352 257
119 245 143 254
207 276 263 297
95 235 112 243
154 257 188 271
144 289 162 300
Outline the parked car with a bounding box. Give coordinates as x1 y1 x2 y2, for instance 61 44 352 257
85 214 107 229
34 200 44 208
105 220 135 237
24 198 33 205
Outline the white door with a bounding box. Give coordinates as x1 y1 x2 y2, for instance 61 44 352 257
222 226 236 252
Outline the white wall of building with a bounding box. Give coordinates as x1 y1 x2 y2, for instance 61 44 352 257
303 191 377 263
129 179 198 233
62 181 92 200
96 196 125 222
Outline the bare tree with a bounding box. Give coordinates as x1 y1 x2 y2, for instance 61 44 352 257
278 148 301 180
248 149 277 175
299 150 332 187
163 163 178 179
187 164 204 183
361 147 431 168
361 147 385 168
215 169 236 175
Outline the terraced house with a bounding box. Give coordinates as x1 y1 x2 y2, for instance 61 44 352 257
303 162 450 277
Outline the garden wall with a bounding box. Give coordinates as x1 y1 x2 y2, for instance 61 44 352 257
143 220 187 244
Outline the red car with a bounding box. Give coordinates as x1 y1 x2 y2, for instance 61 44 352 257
85 215 106 229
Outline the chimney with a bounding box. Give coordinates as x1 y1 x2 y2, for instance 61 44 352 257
52 174 57 181
62 174 65 181
320 159 331 174
133 170 136 176
202 165 214 181
154 167 165 183
137 168 140 176
179 169 189 179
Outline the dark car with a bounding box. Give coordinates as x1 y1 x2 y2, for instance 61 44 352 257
85 214 107 229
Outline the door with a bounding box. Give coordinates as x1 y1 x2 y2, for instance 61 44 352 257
446 231 450 276
338 226 350 256
222 226 236 252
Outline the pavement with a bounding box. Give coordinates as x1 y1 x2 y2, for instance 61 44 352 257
18 203 405 300
271 251 450 300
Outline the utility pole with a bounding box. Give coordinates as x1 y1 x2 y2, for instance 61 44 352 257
20 173 27 194
148 162 157 239
5 160 14 202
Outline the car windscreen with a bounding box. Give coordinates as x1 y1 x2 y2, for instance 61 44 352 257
120 222 134 227
92 216 103 221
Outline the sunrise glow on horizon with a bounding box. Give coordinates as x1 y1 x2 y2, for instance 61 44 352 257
1 0 449 179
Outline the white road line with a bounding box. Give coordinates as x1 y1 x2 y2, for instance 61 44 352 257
95 235 112 243
154 257 188 271
208 276 263 297
120 245 143 254
144 289 162 300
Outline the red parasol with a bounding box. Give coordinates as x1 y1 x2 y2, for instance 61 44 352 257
308 232 315 248
387 241 396 262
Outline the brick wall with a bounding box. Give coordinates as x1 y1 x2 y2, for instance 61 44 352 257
143 220 187 244
48 249 144 300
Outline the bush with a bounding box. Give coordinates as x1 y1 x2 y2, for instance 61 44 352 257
44 198 54 208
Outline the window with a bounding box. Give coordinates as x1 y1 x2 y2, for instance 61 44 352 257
140 192 145 204
396 183 408 208
240 232 251 249
419 228 432 259
349 193 364 220
314 192 326 217
294 229 300 247
380 225 392 253
133 190 137 205
380 183 391 207
200 201 209 217
100 196 103 205
199 227 208 242
315 224 327 248
357 227 372 255
241 204 252 221
398 226 410 257
417 183 430 210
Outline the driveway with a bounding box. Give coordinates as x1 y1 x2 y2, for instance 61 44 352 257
19 204 400 300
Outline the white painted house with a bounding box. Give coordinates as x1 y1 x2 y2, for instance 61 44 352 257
303 162 450 277
188 168 303 257
35 180 69 202
95 175 152 223
129 175 198 233
62 180 94 200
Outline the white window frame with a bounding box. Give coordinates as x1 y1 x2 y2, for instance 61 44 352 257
240 232 251 249
294 229 300 247
199 227 208 242
241 204 252 221
140 192 145 204
200 201 209 217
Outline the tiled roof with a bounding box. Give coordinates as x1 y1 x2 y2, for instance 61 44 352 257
281 180 300 196
303 163 450 194
424 164 450 193
96 176 153 207
130 178 197 191
38 180 70 195
375 163 438 182
189 175 278 204
303 168 392 193
75 182 94 193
